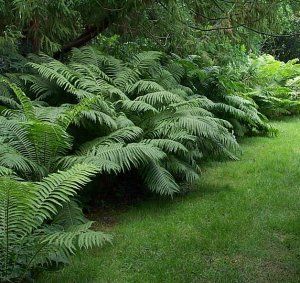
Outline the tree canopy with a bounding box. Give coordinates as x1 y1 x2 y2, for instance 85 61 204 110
0 0 298 57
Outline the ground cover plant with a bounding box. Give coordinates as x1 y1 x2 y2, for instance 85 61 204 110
0 0 300 281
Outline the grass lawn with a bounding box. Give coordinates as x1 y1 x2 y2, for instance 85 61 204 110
39 118 300 283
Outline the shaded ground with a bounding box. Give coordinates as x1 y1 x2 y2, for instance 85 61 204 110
39 118 300 283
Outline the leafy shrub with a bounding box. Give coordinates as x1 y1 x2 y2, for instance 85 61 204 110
213 54 300 119
174 55 275 136
247 55 300 118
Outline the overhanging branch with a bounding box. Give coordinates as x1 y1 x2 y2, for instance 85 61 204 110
53 19 110 58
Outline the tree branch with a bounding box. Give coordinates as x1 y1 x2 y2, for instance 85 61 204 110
53 19 110 59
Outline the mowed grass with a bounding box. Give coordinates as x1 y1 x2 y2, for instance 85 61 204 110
39 118 300 283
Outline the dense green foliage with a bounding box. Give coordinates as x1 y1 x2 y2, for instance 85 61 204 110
0 164 111 281
216 54 300 118
0 49 241 195
1 47 300 280
0 1 299 281
248 55 300 117
2 48 300 281
0 0 298 59
39 118 300 283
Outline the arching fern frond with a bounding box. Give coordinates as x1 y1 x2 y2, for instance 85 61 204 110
142 161 179 195
142 139 188 155
128 80 165 96
115 99 158 114
79 126 144 152
135 91 184 107
0 77 35 120
131 51 162 72
66 143 166 173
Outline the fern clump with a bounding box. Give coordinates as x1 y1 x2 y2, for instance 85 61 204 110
174 55 276 137
12 47 242 195
0 164 111 282
203 54 300 120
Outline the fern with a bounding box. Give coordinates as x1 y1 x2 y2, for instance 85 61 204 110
142 161 179 195
0 116 72 179
64 143 166 172
8 48 246 196
0 164 111 281
116 99 158 113
135 90 185 107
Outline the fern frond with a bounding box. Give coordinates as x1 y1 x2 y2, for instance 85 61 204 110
142 161 179 195
165 61 185 82
116 113 135 128
76 110 117 129
27 121 73 173
32 164 99 226
0 78 35 120
0 117 36 161
131 51 162 71
128 80 165 95
79 126 144 152
70 63 113 84
41 221 111 252
0 141 45 177
0 178 35 277
115 99 158 113
142 139 188 154
65 143 166 172
0 166 15 177
114 67 140 90
135 91 184 107
52 200 87 227
165 156 200 183
28 60 78 94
